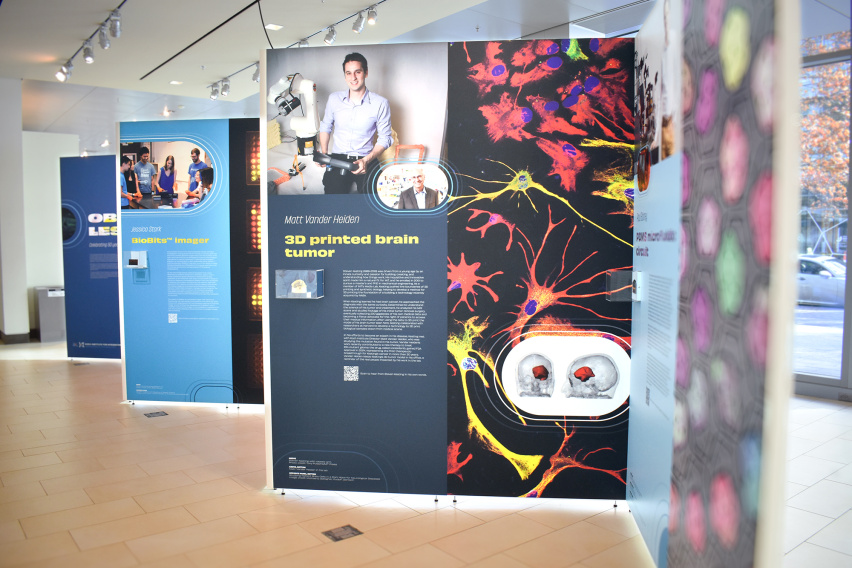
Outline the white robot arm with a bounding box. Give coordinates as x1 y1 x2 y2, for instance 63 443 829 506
267 73 319 155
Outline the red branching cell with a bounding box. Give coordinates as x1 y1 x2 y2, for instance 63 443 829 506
528 95 589 137
535 137 590 193
480 92 535 143
466 208 516 251
504 206 630 342
448 253 503 313
468 42 509 97
510 42 538 68
447 441 473 481
522 424 625 497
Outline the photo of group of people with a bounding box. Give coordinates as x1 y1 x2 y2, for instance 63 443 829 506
120 142 214 210
266 43 449 206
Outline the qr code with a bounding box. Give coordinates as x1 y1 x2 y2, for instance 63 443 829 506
343 366 359 381
168 313 177 324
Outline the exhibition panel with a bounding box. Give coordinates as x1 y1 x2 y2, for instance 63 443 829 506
60 155 122 359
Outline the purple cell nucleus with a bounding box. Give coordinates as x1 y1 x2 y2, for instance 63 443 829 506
584 76 601 93
571 85 583 96
544 101 559 112
449 281 461 291
520 107 533 122
546 42 559 55
561 39 571 52
524 300 538 315
590 38 600 52
489 214 500 223
492 65 506 77
562 95 579 108
562 143 577 156
546 56 562 70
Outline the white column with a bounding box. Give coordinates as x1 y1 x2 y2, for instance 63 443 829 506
0 78 30 341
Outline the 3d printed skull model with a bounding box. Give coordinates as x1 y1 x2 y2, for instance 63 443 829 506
563 354 619 398
517 354 554 397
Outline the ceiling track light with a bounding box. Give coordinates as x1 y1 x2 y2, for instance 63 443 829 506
298 38 309 48
324 26 337 45
98 24 110 50
210 82 220 100
55 60 73 82
83 41 94 64
352 12 366 34
221 77 231 97
367 5 378 25
252 64 260 83
109 9 121 38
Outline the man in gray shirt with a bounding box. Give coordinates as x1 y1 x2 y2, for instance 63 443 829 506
134 147 157 195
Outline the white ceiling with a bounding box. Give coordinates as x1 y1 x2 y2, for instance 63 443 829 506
1 0 849 155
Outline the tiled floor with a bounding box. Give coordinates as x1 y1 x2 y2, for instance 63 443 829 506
0 342 850 567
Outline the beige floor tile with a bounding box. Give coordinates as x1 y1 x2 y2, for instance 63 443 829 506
185 522 323 567
786 481 809 500
133 477 247 513
788 436 823 460
789 421 851 444
584 505 641 538
183 458 265 484
239 493 359 532
786 455 846 486
360 543 464 568
14 542 139 568
807 509 852 556
183 489 282 522
787 479 852 518
124 515 258 563
518 498 613 530
784 542 852 568
789 407 840 426
297 498 421 538
805 437 852 465
333 491 402 506
0 481 46 505
232 469 267 490
0 520 25 544
0 489 93 524
0 458 104 487
40 464 149 495
782 506 833 553
96 443 192 469
577 534 656 568
70 506 198 550
86 471 196 504
822 409 852 428
390 492 455 513
0 531 80 566
432 511 553 563
0 448 25 460
504 520 628 568
137 449 235 477
826 462 852 486
20 497 145 538
463 553 531 568
136 554 197 568
452 495 540 522
364 507 483 554
251 532 390 568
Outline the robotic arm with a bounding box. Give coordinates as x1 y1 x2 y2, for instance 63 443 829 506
267 73 319 155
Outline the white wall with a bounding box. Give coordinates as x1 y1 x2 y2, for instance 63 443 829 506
22 131 80 329
0 78 29 338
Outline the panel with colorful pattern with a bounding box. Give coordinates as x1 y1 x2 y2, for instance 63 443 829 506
669 0 774 564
